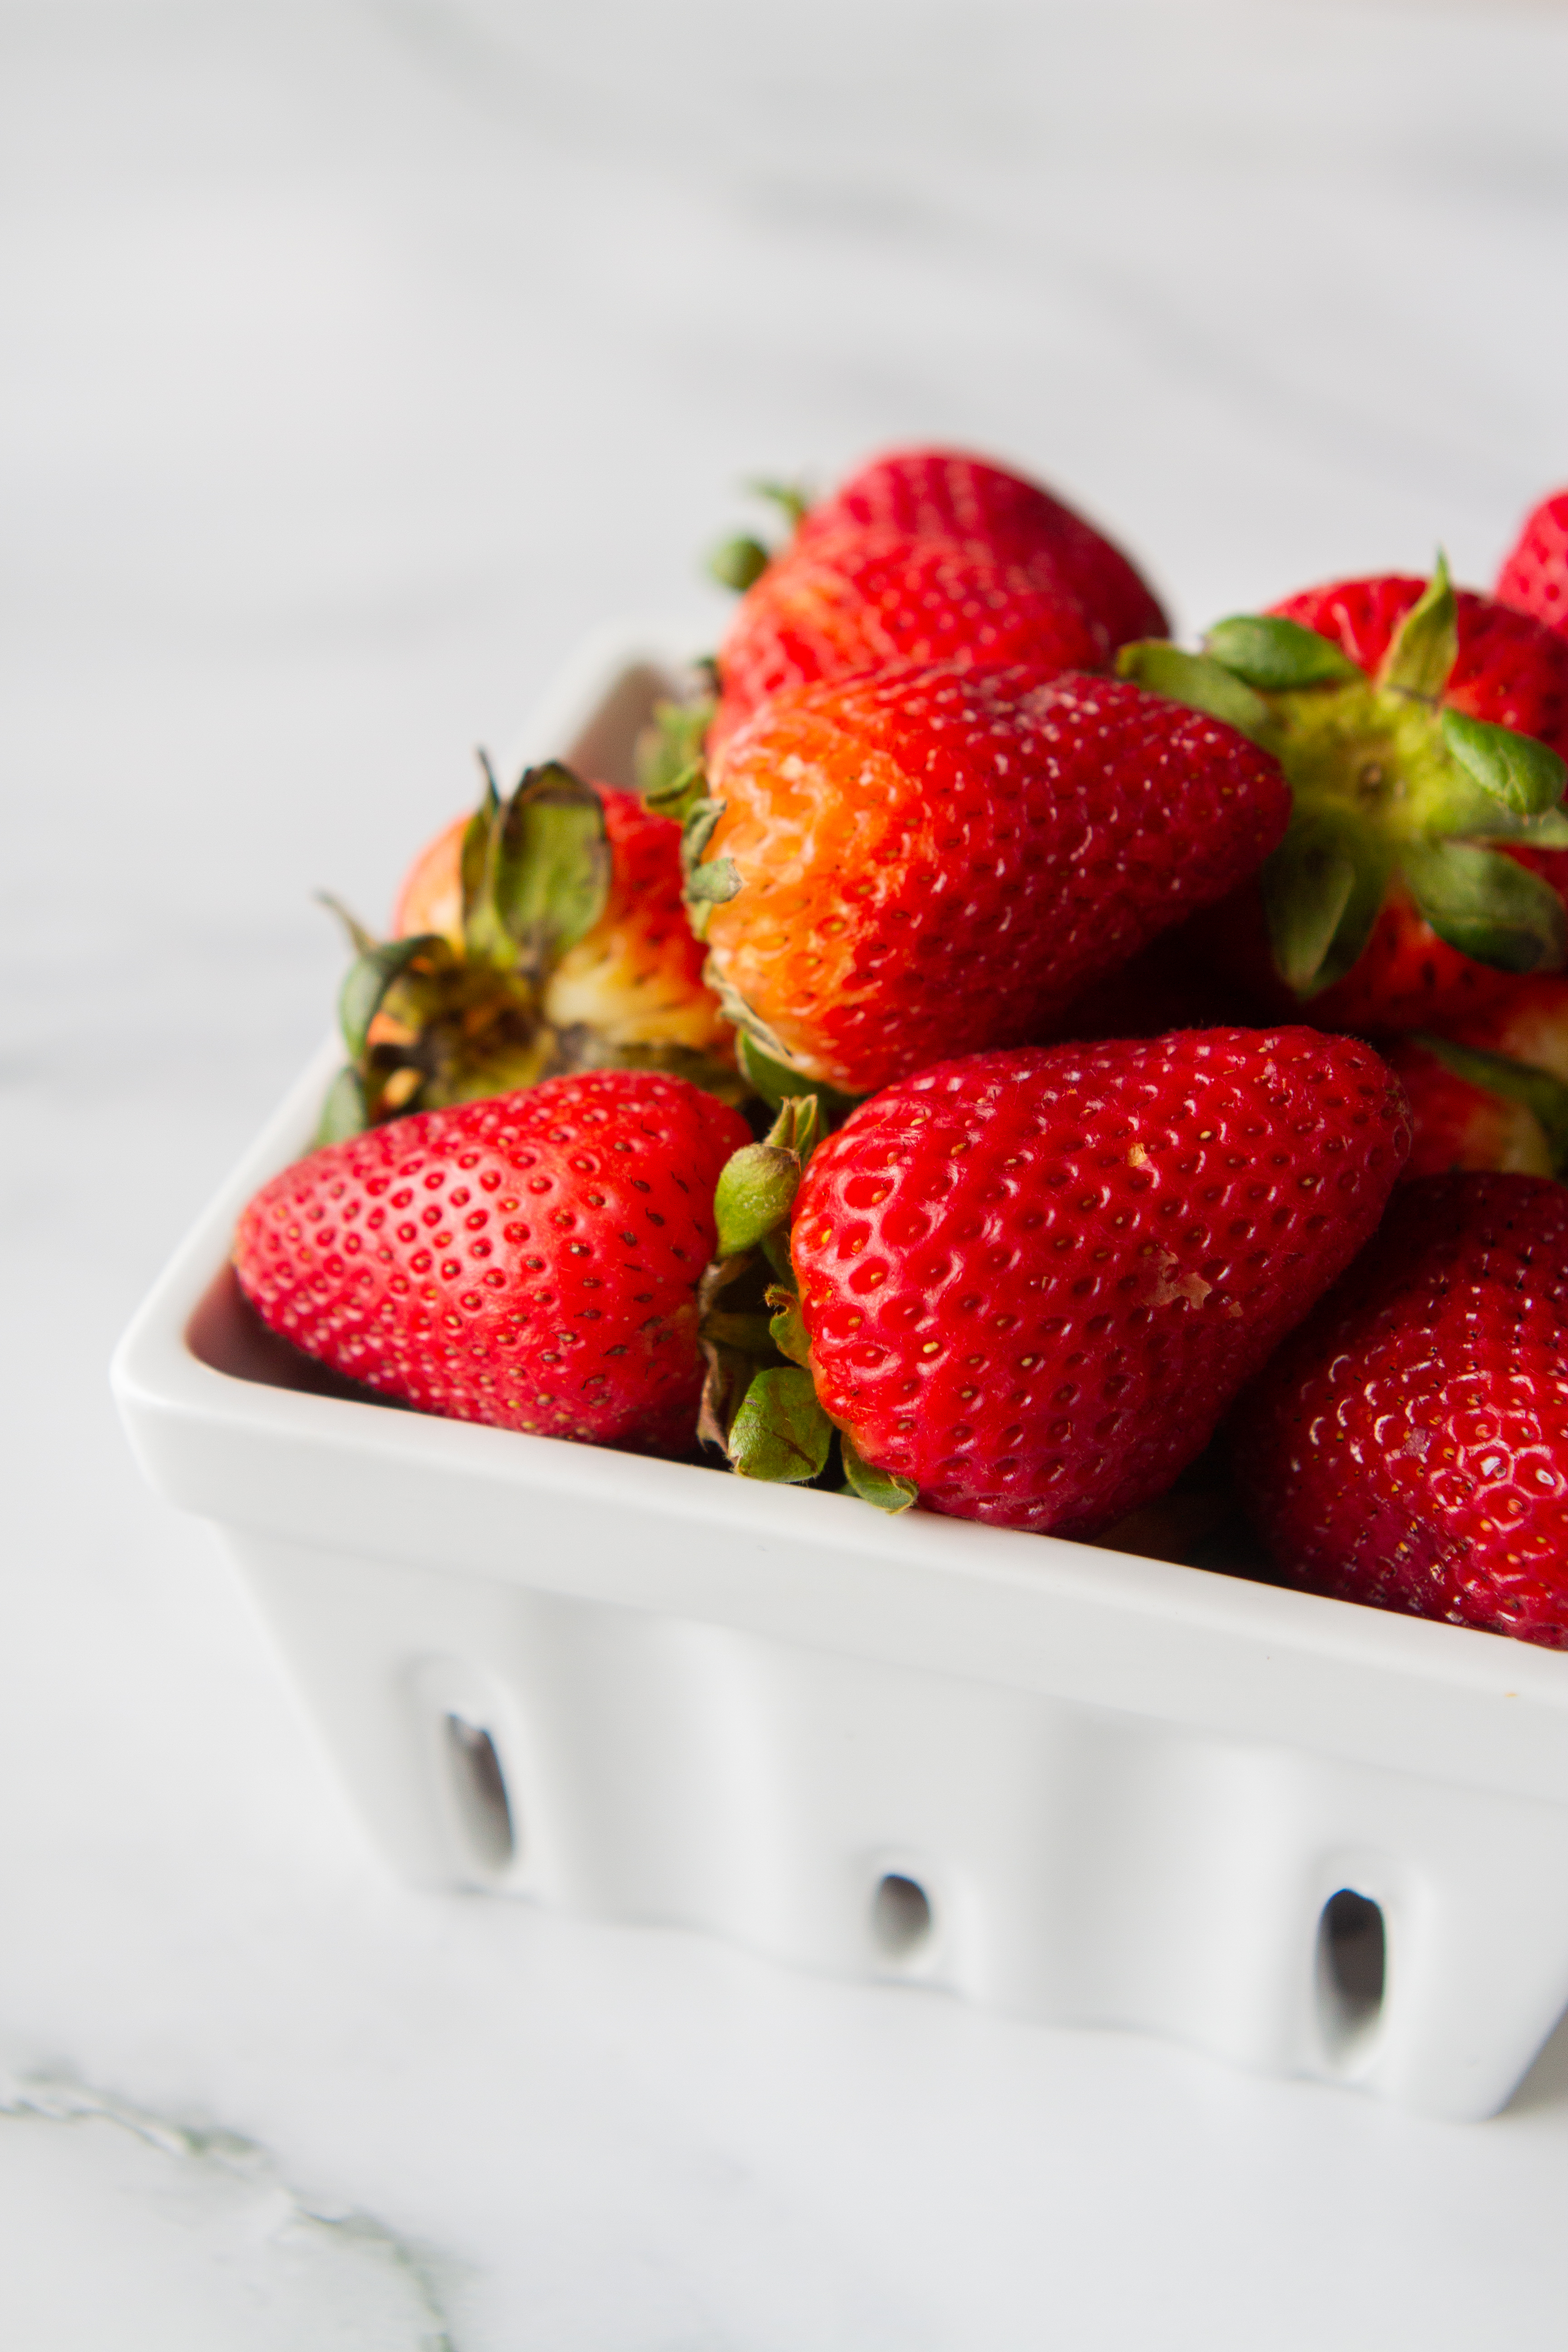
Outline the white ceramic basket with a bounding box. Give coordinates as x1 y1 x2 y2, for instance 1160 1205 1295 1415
113 628 1568 2122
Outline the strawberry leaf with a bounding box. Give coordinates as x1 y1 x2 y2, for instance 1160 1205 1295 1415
701 1309 778 1353
1203 614 1360 690
489 763 610 969
315 1066 369 1145
1414 1034 1568 1171
636 692 715 823
728 1366 834 1483
1513 807 1568 849
840 1431 917 1513
686 857 742 905
714 1141 804 1258
680 799 725 872
1113 643 1271 741
736 1034 860 1125
460 756 501 929
1401 839 1568 974
708 536 770 592
316 891 379 960
1260 816 1388 995
696 1340 758 1454
749 477 811 529
765 1287 812 1367
1440 707 1568 818
1379 555 1457 701
338 932 448 1062
713 1097 821 1258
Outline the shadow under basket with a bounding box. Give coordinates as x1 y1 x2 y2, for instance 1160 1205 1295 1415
113 625 1568 2123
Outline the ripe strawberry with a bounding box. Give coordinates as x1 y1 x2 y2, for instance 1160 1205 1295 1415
1382 966 1568 1181
771 1029 1408 1535
233 1072 752 1455
796 446 1168 651
1121 564 1568 1028
688 661 1291 1096
1440 968 1568 1080
1382 1037 1558 1180
709 524 1107 755
1231 1173 1568 1647
320 760 740 1141
1200 876 1526 1034
1496 490 1568 640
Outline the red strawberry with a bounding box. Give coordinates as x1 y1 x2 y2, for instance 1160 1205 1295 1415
1121 564 1568 1029
1496 489 1568 641
689 660 1291 1096
1270 574 1568 747
1382 1037 1557 1180
233 1072 752 1455
319 760 741 1143
778 1029 1407 1535
1206 880 1516 1034
1440 968 1568 1079
710 525 1107 754
1231 1173 1568 1647
796 446 1168 651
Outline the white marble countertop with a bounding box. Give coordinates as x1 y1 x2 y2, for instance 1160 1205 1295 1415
7 1 1568 2342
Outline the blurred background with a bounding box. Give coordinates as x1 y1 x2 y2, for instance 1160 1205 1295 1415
5 3 1568 2345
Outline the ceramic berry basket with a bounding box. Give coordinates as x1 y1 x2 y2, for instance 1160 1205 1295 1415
113 625 1568 2122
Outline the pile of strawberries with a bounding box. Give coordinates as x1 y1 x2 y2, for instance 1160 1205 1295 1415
233 456 1568 1652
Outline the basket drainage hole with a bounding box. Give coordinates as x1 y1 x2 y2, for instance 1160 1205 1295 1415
872 1873 933 1959
444 1715 514 1870
1318 1888 1385 2052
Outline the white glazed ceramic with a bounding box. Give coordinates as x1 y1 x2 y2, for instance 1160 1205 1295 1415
113 631 1568 2122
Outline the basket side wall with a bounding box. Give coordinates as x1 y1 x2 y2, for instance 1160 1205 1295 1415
226 1528 1568 2122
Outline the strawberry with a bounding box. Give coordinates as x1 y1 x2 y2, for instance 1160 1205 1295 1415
703 1030 1409 1535
1496 489 1568 641
795 446 1168 652
1382 965 1568 1181
318 759 740 1142
1382 1036 1560 1180
686 661 1291 1097
1120 563 1568 1028
706 450 1167 754
709 525 1107 755
1231 1172 1568 1647
233 1071 752 1455
392 776 734 1060
1440 969 1568 1081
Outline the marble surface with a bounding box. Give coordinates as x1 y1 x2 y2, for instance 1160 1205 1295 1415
7 1 1568 2342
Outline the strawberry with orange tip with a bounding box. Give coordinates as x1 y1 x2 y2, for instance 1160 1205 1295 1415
683 658 1292 1097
